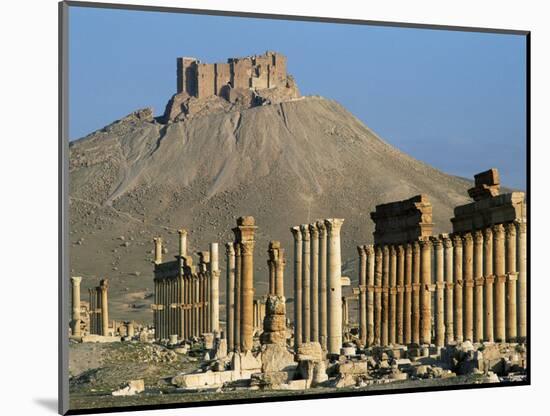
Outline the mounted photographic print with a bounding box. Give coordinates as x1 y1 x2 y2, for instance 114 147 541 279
59 1 530 414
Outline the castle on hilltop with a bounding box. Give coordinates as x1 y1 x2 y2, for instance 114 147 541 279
177 51 289 99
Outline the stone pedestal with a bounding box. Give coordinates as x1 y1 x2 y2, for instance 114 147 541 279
326 218 344 355
70 276 82 336
291 226 303 351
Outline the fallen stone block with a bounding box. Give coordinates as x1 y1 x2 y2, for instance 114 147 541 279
112 379 144 396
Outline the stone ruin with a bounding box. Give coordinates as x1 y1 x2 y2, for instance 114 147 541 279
163 51 301 121
69 168 527 395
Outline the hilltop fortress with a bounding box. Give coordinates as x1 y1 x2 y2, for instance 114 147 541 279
164 51 300 121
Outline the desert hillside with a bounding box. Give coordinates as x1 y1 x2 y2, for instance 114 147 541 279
69 96 472 323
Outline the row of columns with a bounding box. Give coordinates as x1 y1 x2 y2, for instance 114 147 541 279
227 216 257 352
88 278 109 336
153 232 220 341
356 220 527 347
291 218 344 354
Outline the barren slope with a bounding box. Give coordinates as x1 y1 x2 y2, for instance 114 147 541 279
69 96 471 322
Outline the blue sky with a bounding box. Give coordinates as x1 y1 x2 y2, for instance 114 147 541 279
69 6 527 189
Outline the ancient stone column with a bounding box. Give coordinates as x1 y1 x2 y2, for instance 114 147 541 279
483 227 494 342
300 224 311 343
291 226 303 351
267 243 276 295
382 245 390 346
225 243 235 350
419 238 432 345
153 237 163 265
493 224 506 342
366 244 375 347
505 223 518 342
70 276 82 336
453 234 463 343
389 245 397 345
432 236 444 347
404 243 413 345
234 242 242 350
194 274 200 337
237 216 257 352
374 245 383 345
357 245 367 346
444 234 455 344
412 241 421 345
463 232 474 342
275 246 286 298
516 220 527 342
326 218 344 355
178 229 187 258
317 221 328 350
209 242 220 334
473 230 484 343
342 296 349 329
127 321 135 338
396 244 405 345
100 279 109 336
309 223 320 343
184 275 190 339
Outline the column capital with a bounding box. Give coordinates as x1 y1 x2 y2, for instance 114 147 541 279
505 222 517 237
357 245 366 256
452 233 463 246
240 240 255 256
225 242 235 255
396 244 404 255
316 220 326 234
419 237 431 249
389 244 396 255
383 244 390 255
324 218 345 234
483 226 493 239
412 240 420 253
515 219 527 233
442 234 453 248
178 228 188 237
492 223 505 238
309 223 319 238
430 236 442 248
462 232 473 245
290 225 302 241
300 224 310 241
405 242 413 252
473 230 484 244
71 276 82 284
234 242 241 256
365 244 374 255
100 278 109 290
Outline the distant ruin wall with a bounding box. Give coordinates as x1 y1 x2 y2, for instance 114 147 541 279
177 51 289 98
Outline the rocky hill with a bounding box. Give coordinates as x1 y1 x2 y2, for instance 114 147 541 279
69 96 472 323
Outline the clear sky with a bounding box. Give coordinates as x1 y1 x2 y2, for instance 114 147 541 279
69 6 527 189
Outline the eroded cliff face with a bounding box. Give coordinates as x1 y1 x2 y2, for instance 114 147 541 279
69 95 471 322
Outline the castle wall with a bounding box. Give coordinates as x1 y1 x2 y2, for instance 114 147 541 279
215 63 231 96
176 52 290 99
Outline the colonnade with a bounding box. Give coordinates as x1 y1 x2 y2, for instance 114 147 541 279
291 218 344 354
88 278 109 336
356 219 527 347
